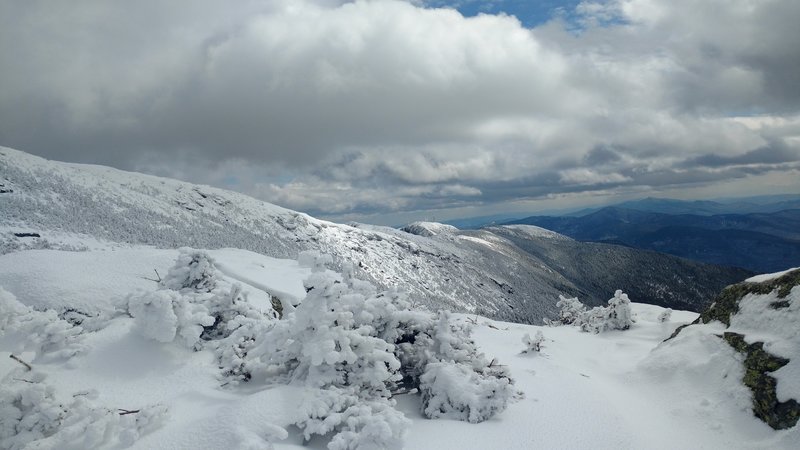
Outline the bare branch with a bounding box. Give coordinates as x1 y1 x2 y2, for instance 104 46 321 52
118 409 141 416
141 268 162 283
9 354 32 371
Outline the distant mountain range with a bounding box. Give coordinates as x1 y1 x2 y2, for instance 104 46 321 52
447 195 800 230
1 147 752 321
504 206 800 272
572 195 800 217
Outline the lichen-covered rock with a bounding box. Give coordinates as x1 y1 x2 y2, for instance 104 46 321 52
722 332 800 430
699 269 800 326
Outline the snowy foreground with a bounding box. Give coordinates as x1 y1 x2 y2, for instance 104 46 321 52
1 247 798 449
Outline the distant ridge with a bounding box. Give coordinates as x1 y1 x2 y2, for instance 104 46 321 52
504 205 800 272
1 146 752 319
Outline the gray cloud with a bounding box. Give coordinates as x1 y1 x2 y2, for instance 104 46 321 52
1 0 799 224
681 141 800 169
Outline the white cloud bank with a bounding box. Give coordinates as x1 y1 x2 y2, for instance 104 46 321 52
1 0 798 222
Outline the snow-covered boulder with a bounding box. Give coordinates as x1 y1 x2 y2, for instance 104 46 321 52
664 268 800 430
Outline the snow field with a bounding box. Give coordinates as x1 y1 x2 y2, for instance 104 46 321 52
1 247 798 449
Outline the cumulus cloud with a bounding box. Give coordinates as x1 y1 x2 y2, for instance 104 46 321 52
0 0 798 222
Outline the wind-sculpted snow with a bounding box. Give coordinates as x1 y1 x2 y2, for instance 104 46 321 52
1 147 749 321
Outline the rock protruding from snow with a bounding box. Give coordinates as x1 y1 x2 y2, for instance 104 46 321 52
665 268 800 430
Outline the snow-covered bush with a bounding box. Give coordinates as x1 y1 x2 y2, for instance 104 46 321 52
124 250 520 448
160 248 218 292
416 312 522 423
0 287 86 362
553 295 587 325
658 308 673 323
521 330 545 353
127 249 272 350
550 290 634 334
0 287 167 449
608 290 634 328
0 374 166 450
229 258 521 449
420 359 519 423
237 264 409 449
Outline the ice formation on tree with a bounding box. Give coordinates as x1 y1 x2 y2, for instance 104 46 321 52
0 287 86 362
0 375 167 450
551 290 634 334
127 248 271 350
214 251 520 449
553 295 587 325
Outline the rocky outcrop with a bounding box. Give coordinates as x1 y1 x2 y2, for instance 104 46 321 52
699 269 800 326
722 332 799 430
670 268 800 430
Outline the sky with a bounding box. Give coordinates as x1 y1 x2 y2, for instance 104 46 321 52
1 0 799 225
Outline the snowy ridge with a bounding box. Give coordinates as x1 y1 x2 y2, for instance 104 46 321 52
493 224 573 241
1 147 749 321
400 222 459 238
746 267 800 283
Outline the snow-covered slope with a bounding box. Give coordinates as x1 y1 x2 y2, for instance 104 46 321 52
400 222 459 237
0 147 749 321
1 248 796 449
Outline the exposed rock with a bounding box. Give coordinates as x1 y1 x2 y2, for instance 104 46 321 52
669 268 800 429
699 269 800 326
13 232 40 238
722 332 800 430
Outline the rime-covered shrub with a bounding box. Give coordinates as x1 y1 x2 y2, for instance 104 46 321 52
125 251 520 448
521 330 545 353
658 308 673 323
239 264 409 448
554 295 587 325
416 312 522 423
579 290 634 333
231 257 521 449
0 374 166 450
126 249 272 350
420 361 517 423
0 287 86 362
161 248 218 292
550 290 634 334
